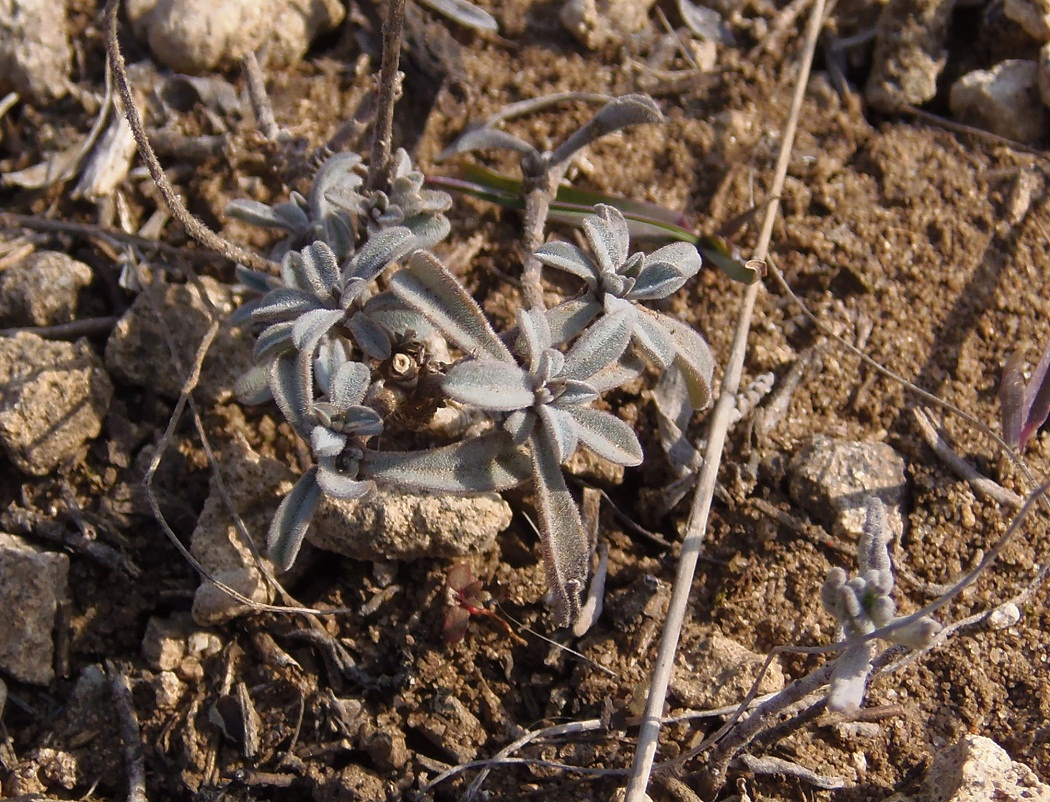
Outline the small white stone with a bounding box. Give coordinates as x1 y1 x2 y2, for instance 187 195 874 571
987 602 1021 630
153 670 184 709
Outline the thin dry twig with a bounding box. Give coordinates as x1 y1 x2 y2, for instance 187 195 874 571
0 316 117 340
622 2 830 798
0 211 224 262
367 0 406 191
107 661 147 802
912 407 1023 508
102 0 277 275
737 753 844 790
141 304 338 616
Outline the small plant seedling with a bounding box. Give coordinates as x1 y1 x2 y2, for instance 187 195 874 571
444 563 525 646
227 104 716 628
821 497 941 713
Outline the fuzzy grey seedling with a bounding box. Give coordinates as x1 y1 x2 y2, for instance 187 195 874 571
229 107 715 628
821 497 941 713
535 203 715 409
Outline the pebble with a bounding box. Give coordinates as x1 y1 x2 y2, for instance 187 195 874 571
949 59 1050 145
919 735 1050 802
0 533 69 685
105 275 253 403
1004 0 1050 42
310 489 512 562
0 0 73 103
788 435 908 541
141 613 192 671
670 632 784 709
865 0 954 112
0 251 93 327
153 670 184 709
0 332 112 475
560 0 656 50
987 602 1022 630
125 0 345 74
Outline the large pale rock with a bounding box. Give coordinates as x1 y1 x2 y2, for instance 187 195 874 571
310 490 512 562
105 276 252 403
190 441 292 624
0 251 93 327
788 435 908 542
0 0 72 102
950 60 1050 145
125 0 345 73
0 333 112 475
865 0 955 111
919 735 1050 802
0 533 69 685
670 632 784 709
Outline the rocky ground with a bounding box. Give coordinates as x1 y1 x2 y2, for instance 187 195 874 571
1 0 1050 800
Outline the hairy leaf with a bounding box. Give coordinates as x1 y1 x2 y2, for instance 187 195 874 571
417 0 498 31
317 462 375 500
234 362 273 405
298 241 341 296
347 312 392 360
311 425 346 458
643 307 715 409
537 404 579 464
443 361 535 410
587 351 646 393
439 125 535 162
551 96 663 168
251 289 322 323
227 198 308 232
533 241 599 289
391 251 512 361
270 353 313 437
1000 349 1025 447
253 320 295 360
267 468 321 572
528 427 590 627
630 242 700 299
517 308 553 369
582 205 630 276
344 225 417 283
568 407 644 466
546 298 602 346
857 497 891 577
562 308 631 382
330 360 372 411
630 306 676 367
362 433 532 492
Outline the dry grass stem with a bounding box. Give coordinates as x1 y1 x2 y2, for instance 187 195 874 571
622 2 830 798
